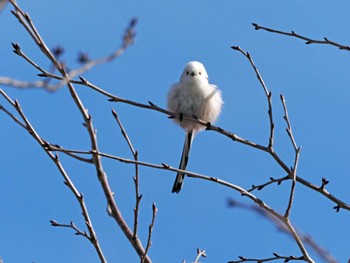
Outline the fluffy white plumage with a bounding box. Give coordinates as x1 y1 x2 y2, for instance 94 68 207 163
167 61 223 193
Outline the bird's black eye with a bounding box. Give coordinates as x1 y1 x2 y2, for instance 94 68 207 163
199 72 202 75
186 71 189 75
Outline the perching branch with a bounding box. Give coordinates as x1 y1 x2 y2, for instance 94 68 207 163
14 39 350 213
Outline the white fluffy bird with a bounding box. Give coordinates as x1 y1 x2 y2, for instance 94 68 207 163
167 61 223 193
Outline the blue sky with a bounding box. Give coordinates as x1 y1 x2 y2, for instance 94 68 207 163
1 0 350 262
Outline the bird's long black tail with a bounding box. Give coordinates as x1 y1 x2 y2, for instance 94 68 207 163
172 131 193 193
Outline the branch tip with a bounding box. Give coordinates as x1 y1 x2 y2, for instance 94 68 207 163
79 76 87 83
111 108 117 118
37 73 47 77
333 205 341 212
50 220 59 226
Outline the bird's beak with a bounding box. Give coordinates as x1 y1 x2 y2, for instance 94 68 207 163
190 72 196 76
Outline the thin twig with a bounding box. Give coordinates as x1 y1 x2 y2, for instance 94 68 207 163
0 104 27 129
194 249 207 263
284 148 300 219
5 3 349 261
8 28 350 215
9 1 151 261
50 18 137 91
248 175 289 192
50 220 90 239
0 77 57 90
24 70 350 213
111 109 143 239
252 23 350 51
1 90 316 262
228 48 310 260
1 17 136 91
112 109 136 155
231 45 275 149
61 144 350 214
21 143 315 261
281 95 298 151
280 94 300 218
228 253 304 263
142 203 157 263
0 88 106 262
227 199 337 263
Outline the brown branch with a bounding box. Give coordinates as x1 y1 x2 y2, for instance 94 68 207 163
1 16 136 91
5 3 349 261
229 253 304 263
0 88 107 262
252 23 350 51
25 68 350 213
231 45 275 149
111 109 143 239
8 1 151 262
228 199 337 263
50 220 90 240
31 145 314 262
280 94 300 218
0 76 58 90
142 203 157 263
1 89 316 262
48 17 137 91
8 23 350 216
248 175 289 192
0 103 26 129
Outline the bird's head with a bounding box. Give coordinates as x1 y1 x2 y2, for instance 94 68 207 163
180 61 209 83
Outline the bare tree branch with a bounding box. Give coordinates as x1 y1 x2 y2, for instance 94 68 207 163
248 175 289 192
3 2 349 262
231 46 275 149
35 144 315 262
142 203 157 263
0 88 107 263
194 249 207 263
8 1 151 262
10 41 350 214
111 109 143 239
50 220 90 240
228 253 304 263
1 15 136 91
252 23 350 51
280 95 300 219
227 199 337 263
